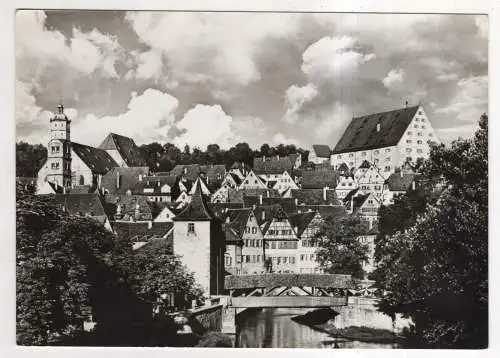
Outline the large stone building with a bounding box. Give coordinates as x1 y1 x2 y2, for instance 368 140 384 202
330 105 438 175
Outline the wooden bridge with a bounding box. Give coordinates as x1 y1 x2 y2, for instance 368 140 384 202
224 273 353 308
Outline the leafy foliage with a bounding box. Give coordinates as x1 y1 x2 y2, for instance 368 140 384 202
314 215 370 279
196 331 233 347
16 141 47 178
374 115 488 348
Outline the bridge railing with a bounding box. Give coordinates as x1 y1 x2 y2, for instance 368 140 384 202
224 273 354 290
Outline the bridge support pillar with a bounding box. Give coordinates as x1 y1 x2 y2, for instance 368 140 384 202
221 297 236 336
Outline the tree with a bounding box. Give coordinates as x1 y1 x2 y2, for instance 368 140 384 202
313 215 370 279
16 142 47 177
375 115 488 348
127 243 203 313
16 193 115 345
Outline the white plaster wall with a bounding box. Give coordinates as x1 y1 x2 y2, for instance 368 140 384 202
173 221 211 296
70 150 94 186
241 214 265 274
105 149 127 168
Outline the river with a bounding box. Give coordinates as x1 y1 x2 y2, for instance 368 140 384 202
236 308 399 348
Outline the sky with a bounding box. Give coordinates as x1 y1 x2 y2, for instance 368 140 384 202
15 10 488 150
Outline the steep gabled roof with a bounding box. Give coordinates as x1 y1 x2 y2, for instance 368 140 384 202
385 172 420 192
359 160 371 169
243 196 298 213
224 208 252 237
54 194 109 223
253 205 281 226
101 167 150 195
253 156 293 174
352 194 371 213
203 164 227 185
208 202 245 219
169 164 203 181
290 189 341 206
301 205 347 220
312 145 331 158
301 167 338 189
173 180 213 221
98 133 148 167
103 194 153 221
113 221 173 244
332 106 420 154
72 142 118 174
288 211 317 237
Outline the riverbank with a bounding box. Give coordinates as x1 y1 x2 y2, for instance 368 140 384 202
291 309 402 344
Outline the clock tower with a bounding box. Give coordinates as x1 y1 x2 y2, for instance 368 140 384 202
46 103 72 190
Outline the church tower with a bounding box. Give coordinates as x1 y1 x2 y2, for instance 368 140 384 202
46 103 72 190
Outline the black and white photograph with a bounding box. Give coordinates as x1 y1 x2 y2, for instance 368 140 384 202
13 7 489 350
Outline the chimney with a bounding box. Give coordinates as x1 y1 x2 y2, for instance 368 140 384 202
259 194 263 205
323 186 327 201
294 198 298 206
116 171 120 189
350 197 354 213
412 181 416 190
400 170 404 178
376 123 381 132
148 221 152 229
266 190 270 198
139 174 143 182
183 167 188 175
261 210 265 222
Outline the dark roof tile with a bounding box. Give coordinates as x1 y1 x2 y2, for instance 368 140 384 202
98 133 148 167
72 142 118 174
332 106 420 154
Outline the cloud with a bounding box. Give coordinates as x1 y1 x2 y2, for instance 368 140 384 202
301 36 376 83
173 104 239 150
283 84 318 124
435 75 487 122
272 133 298 146
383 69 405 91
71 89 178 146
125 12 301 87
16 10 123 81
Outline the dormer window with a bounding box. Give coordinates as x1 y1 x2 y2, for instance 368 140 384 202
188 223 195 233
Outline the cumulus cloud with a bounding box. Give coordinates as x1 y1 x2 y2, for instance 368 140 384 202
283 84 318 124
273 133 299 146
301 36 376 82
71 89 178 146
435 75 487 122
125 12 301 87
173 104 239 150
383 69 405 91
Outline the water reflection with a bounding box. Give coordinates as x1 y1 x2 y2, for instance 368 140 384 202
237 308 398 349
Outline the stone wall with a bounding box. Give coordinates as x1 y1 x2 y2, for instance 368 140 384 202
333 297 412 333
189 304 223 333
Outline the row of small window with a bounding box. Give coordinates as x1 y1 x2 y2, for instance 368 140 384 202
300 254 316 261
265 241 298 249
301 239 318 248
267 229 293 236
50 162 70 170
405 140 424 144
361 207 379 213
244 227 259 234
414 117 426 123
245 255 263 263
338 148 391 159
244 238 262 247
243 179 259 185
270 256 296 265
413 124 426 129
405 148 424 153
339 182 354 187
360 185 382 191
148 196 170 203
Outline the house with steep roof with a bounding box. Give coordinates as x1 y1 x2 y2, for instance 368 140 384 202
271 170 299 194
172 181 225 296
238 170 268 190
345 192 380 228
129 174 177 202
331 105 438 175
261 205 298 273
285 188 340 207
113 221 174 252
309 144 331 164
54 193 113 231
357 163 387 201
335 175 358 200
98 132 148 168
287 153 302 169
100 167 149 195
301 165 338 189
223 208 265 275
104 194 154 223
253 156 294 185
382 171 420 205
288 211 324 274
